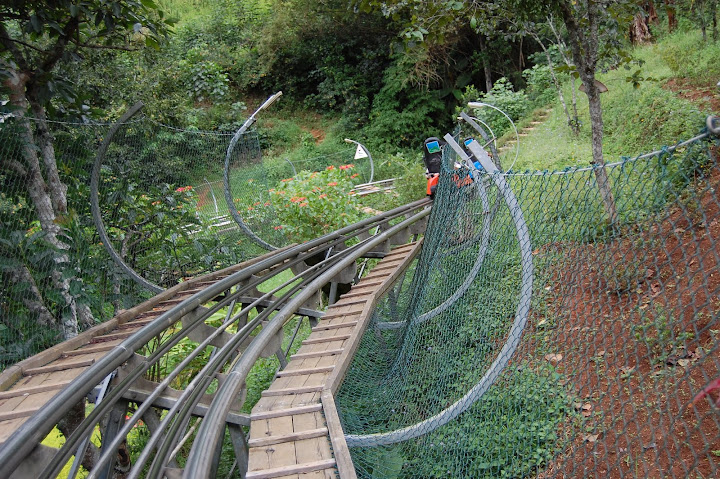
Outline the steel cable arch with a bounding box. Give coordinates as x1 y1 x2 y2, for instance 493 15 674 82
344 134 534 448
90 101 164 293
223 92 283 251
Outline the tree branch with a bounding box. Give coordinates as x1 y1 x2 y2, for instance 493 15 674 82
1 158 28 177
0 35 47 54
38 17 79 74
69 37 139 52
0 23 29 69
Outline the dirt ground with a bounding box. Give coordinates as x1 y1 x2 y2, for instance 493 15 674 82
665 79 720 114
531 155 720 477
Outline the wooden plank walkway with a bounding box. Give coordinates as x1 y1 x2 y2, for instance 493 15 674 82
0 247 289 446
246 241 423 479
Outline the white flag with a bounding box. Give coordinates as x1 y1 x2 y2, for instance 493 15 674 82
354 144 368 159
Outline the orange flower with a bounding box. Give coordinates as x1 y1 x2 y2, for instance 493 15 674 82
326 165 335 170
299 202 308 207
319 194 327 199
152 201 161 206
274 225 284 230
264 202 271 206
339 164 354 170
351 173 359 178
327 182 338 187
281 178 293 182
247 206 254 211
254 201 261 206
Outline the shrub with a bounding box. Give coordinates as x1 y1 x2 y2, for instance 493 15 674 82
179 47 230 103
461 78 530 138
265 165 367 242
523 64 556 108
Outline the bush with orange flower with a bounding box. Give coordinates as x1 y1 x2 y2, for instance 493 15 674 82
267 164 365 242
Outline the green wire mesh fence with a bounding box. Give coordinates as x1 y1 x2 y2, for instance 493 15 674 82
0 116 282 369
337 122 720 478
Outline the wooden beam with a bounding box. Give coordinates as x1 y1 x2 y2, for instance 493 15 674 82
289 349 344 360
247 427 328 448
302 335 351 345
0 381 71 400
63 343 118 357
0 407 38 422
311 321 358 332
261 385 323 397
245 459 336 479
322 391 357 479
275 366 335 378
327 240 423 394
250 403 323 421
24 358 95 376
322 310 363 321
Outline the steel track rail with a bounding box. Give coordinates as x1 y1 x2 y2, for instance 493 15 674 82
182 207 431 478
0 198 429 478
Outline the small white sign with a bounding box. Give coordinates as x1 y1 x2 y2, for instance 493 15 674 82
354 144 368 160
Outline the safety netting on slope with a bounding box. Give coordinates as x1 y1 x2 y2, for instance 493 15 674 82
0 115 282 368
336 122 720 478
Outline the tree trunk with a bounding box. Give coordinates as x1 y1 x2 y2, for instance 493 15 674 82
4 69 84 339
28 88 67 216
587 91 618 224
712 0 718 41
559 0 618 224
570 77 580 134
646 2 659 25
696 0 707 41
478 35 492 92
547 16 581 133
10 264 56 327
630 11 652 45
531 31 572 130
666 0 677 32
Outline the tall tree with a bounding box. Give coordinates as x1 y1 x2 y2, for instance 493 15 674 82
0 1 170 338
357 0 640 223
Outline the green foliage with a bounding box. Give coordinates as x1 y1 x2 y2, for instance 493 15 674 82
266 165 367 242
400 369 570 479
657 29 720 85
178 46 230 103
365 59 447 149
632 305 695 364
523 64 556 108
0 0 173 114
601 76 705 157
460 78 529 138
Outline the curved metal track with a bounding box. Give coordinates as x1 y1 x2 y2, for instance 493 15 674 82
0 199 430 479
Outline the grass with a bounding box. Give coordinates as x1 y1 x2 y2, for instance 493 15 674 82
507 28 713 173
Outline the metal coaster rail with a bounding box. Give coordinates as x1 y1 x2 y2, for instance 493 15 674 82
0 198 430 479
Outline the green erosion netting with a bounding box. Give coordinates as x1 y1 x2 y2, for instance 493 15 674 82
337 126 720 478
0 116 284 369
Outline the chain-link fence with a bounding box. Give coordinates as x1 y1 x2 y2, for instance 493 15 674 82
0 115 281 369
337 121 720 478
